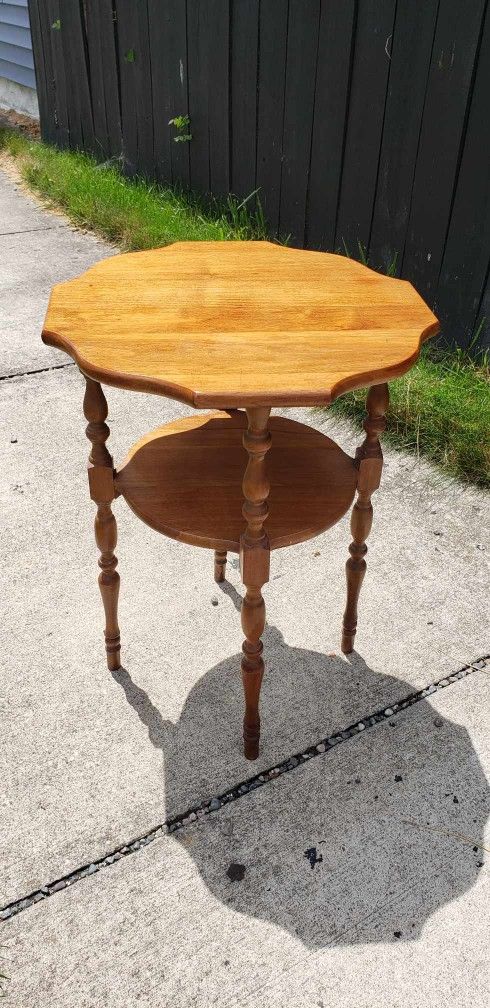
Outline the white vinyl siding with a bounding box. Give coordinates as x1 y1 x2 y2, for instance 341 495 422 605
0 0 35 90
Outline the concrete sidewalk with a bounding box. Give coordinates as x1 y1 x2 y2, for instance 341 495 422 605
1 167 489 1007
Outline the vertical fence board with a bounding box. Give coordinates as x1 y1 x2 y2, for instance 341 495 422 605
187 0 210 192
115 0 138 173
45 0 70 149
187 0 229 196
134 0 154 178
85 0 121 160
148 0 189 188
116 0 154 177
101 3 123 159
434 3 490 349
369 0 439 274
61 0 95 154
148 0 174 184
402 0 487 303
334 0 397 258
278 0 321 245
168 0 191 189
306 0 356 250
255 0 289 235
230 0 259 199
85 1 110 158
208 0 229 196
27 0 54 142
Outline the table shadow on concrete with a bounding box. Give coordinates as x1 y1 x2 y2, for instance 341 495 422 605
111 583 489 949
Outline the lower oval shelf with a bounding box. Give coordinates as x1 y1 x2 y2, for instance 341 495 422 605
115 411 357 552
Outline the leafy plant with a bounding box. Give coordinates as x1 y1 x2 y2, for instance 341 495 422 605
124 48 136 63
168 115 192 143
51 19 61 30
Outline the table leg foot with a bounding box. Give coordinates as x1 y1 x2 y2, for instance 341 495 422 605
244 736 259 762
341 635 355 656
214 549 227 583
106 649 121 672
341 383 388 654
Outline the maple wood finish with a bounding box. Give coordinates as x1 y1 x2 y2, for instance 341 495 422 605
43 241 438 408
239 408 272 760
214 550 227 584
83 378 121 671
115 412 358 551
43 241 438 759
342 383 389 654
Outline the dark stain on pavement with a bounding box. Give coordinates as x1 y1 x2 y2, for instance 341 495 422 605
227 862 246 882
304 847 323 869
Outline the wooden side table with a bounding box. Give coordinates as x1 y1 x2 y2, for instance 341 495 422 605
42 241 438 759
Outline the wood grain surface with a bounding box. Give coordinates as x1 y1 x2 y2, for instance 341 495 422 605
115 411 358 551
43 241 438 408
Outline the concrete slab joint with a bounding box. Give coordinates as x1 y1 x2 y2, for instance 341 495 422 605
1 653 488 923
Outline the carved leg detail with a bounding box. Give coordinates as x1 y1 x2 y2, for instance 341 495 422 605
83 378 121 671
214 549 227 583
342 383 389 654
241 586 265 758
341 499 372 654
240 407 271 760
95 502 121 670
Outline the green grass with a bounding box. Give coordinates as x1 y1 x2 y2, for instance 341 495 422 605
329 346 490 487
0 127 267 247
1 126 488 488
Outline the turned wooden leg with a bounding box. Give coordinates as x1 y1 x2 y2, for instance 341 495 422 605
342 383 389 654
83 378 121 671
240 407 271 759
214 549 227 583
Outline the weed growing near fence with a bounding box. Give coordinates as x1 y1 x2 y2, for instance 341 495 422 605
0 126 488 488
329 346 489 488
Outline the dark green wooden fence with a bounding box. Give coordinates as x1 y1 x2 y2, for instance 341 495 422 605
28 0 490 351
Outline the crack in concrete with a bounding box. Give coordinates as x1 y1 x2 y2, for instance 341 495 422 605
0 362 75 382
0 226 62 237
1 654 487 922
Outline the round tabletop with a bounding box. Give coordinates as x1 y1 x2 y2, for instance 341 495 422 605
42 241 438 408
